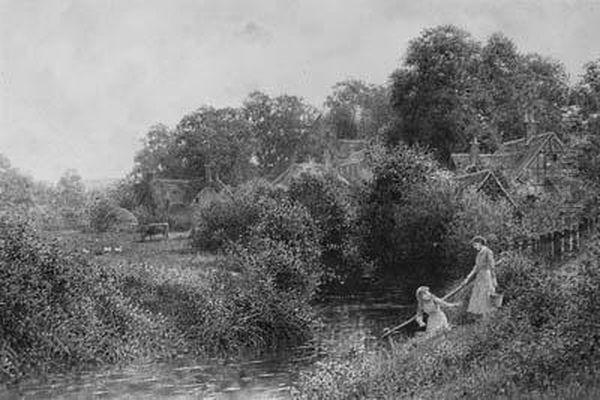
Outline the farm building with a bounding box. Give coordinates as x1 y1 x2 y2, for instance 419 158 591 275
272 138 372 189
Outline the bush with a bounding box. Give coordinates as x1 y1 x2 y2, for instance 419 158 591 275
441 189 526 281
87 196 119 232
118 239 321 357
190 179 285 252
356 144 458 285
0 216 179 381
288 173 363 286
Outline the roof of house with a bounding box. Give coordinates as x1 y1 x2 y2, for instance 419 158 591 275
451 132 564 183
510 132 564 180
271 161 350 188
193 185 226 208
455 169 518 209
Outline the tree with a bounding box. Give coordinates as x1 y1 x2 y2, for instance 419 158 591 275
55 169 86 227
243 91 320 177
572 58 600 185
174 106 254 183
515 53 569 138
389 25 486 163
356 144 457 284
132 124 176 179
324 79 393 140
479 33 521 147
0 154 35 214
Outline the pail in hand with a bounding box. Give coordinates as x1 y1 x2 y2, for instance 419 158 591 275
490 293 503 308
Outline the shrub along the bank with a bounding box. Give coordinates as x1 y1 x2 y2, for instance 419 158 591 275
190 179 286 252
441 188 526 281
293 245 600 399
356 144 458 286
287 173 366 286
0 216 181 381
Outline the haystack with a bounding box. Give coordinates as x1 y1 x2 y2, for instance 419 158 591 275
107 207 139 232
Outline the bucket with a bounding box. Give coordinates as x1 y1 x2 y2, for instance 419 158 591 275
490 293 504 308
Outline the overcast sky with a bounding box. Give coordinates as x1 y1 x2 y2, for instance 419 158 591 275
1 0 599 182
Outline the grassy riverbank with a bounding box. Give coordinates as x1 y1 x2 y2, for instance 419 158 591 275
0 219 318 382
293 242 600 399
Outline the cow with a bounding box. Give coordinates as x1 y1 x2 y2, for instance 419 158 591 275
139 222 170 242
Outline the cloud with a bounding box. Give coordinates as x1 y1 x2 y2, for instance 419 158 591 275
236 21 272 45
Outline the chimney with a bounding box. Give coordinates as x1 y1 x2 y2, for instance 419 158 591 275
524 108 538 142
204 163 213 184
469 136 480 167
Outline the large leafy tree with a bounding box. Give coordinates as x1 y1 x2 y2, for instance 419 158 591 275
55 169 86 227
572 58 600 185
389 26 570 164
389 25 485 163
132 124 176 179
0 154 35 214
243 91 319 177
324 79 393 140
174 106 254 184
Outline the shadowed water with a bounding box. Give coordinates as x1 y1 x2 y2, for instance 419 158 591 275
1 288 413 400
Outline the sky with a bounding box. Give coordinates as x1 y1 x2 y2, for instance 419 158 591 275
1 0 599 183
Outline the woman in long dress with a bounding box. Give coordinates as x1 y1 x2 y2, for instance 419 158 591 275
415 286 460 337
464 235 498 316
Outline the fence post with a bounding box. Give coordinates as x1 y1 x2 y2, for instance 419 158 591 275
553 231 561 260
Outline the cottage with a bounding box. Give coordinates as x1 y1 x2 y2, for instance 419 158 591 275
451 130 565 196
271 159 349 189
455 169 517 208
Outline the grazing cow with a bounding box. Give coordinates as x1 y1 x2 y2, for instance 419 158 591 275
140 222 170 242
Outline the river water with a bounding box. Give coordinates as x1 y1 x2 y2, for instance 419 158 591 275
1 288 414 400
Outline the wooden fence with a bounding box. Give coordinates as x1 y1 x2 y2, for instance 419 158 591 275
504 212 600 261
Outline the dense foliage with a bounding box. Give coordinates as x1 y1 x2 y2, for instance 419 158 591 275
0 216 179 381
190 179 285 251
356 144 457 286
389 25 570 164
287 173 364 286
441 189 526 280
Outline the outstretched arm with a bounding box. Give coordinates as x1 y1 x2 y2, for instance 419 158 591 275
433 295 460 308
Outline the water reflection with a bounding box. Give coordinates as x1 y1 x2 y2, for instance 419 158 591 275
1 288 413 400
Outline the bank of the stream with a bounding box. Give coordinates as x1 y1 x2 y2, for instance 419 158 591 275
293 244 600 399
0 284 414 399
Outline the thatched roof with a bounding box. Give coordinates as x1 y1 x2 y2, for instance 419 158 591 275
193 186 226 209
271 161 350 189
105 207 139 231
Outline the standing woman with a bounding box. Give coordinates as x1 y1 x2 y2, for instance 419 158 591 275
463 235 498 317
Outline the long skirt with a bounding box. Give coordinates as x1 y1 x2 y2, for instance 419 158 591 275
467 269 495 315
426 310 450 336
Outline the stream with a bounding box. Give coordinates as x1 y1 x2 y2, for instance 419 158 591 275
1 288 414 400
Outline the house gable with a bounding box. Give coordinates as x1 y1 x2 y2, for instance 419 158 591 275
451 132 565 189
455 169 517 208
